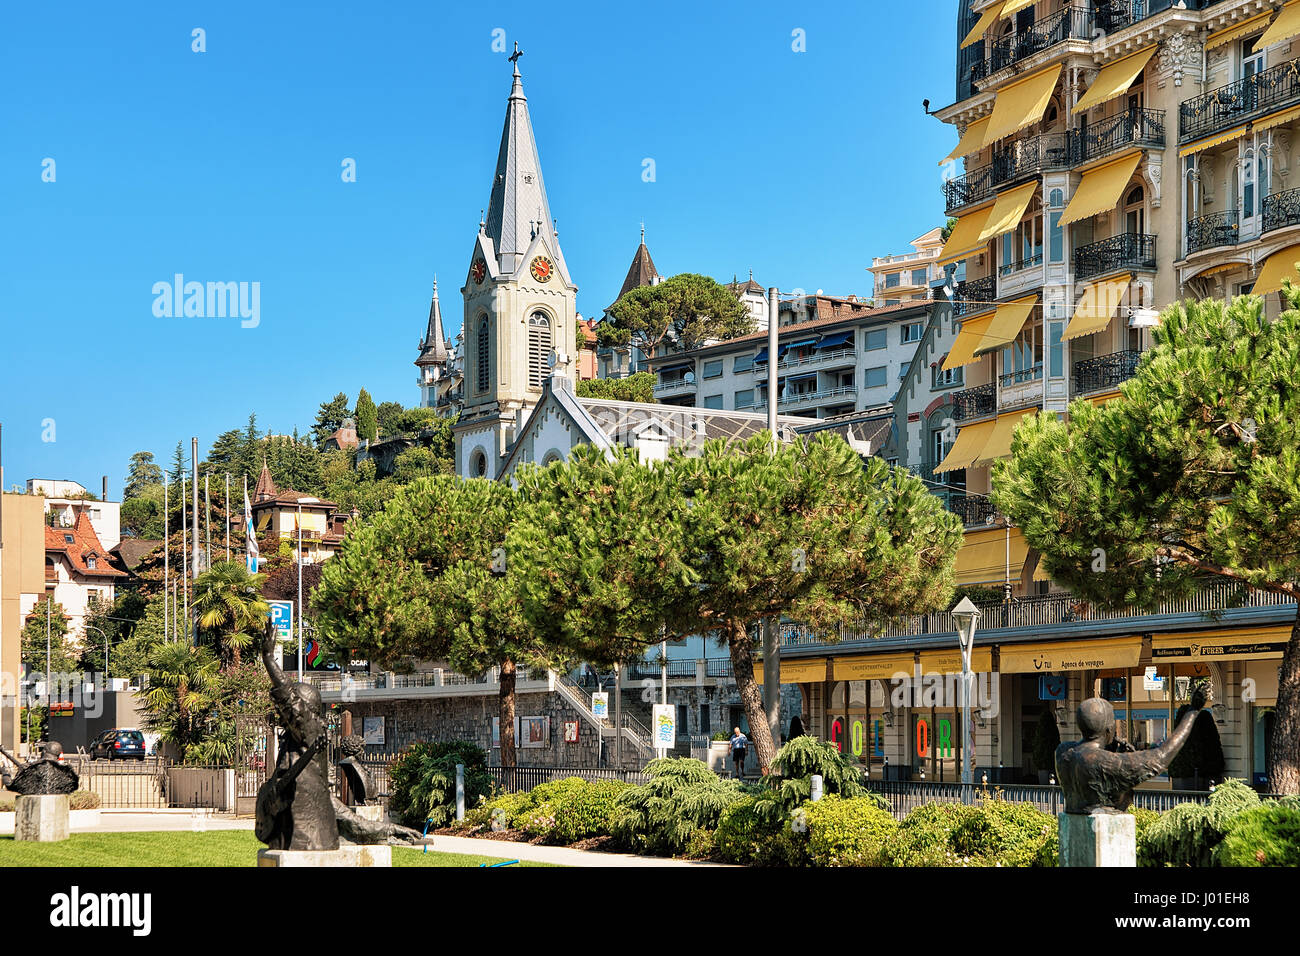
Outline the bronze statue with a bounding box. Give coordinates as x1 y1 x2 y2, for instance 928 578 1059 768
0 742 79 795
255 623 339 851
337 734 373 806
1056 685 1210 814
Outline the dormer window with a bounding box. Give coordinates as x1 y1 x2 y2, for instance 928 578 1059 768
64 533 74 544
87 557 97 569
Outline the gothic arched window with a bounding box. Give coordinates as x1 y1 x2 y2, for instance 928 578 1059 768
528 311 552 388
476 318 490 393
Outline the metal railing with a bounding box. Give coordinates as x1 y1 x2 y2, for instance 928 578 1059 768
1186 209 1238 255
944 163 996 213
755 347 857 373
950 276 998 317
950 382 997 421
974 5 1094 84
705 658 733 678
1181 55 1300 141
869 779 1214 820
1072 349 1142 395
999 363 1043 388
993 132 1071 185
1094 0 1151 34
1263 186 1300 234
779 385 858 406
945 492 999 527
1074 232 1157 281
999 251 1043 277
1070 107 1165 166
486 766 650 793
653 379 696 394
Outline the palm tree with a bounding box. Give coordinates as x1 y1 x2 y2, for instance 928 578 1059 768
140 642 219 761
191 560 269 669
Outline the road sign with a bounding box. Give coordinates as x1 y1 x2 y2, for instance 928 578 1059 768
652 704 676 749
269 601 293 640
591 692 608 720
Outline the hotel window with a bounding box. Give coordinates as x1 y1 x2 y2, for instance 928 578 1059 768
527 311 552 388
863 329 887 351
733 353 755 373
702 360 723 379
933 365 963 388
734 389 754 408
864 366 888 388
1048 188 1064 263
702 394 724 409
476 319 490 393
911 268 928 285
901 322 923 343
1001 324 1044 384
931 427 950 467
885 272 901 288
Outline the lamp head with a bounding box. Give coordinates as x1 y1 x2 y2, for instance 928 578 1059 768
952 595 980 651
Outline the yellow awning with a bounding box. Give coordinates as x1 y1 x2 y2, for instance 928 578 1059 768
979 181 1039 240
1179 125 1248 158
1254 103 1300 133
942 313 995 370
978 295 1037 353
1151 627 1291 663
973 410 1037 466
954 527 1033 586
1254 243 1300 294
961 2 1005 49
1000 0 1035 18
754 658 828 684
919 647 995 674
1206 11 1272 51
1259 0 1300 48
1060 150 1142 226
1084 389 1122 406
1063 275 1130 340
1000 636 1142 673
938 209 992 266
940 117 990 165
935 418 997 472
833 655 917 682
983 64 1062 147
1073 47 1157 114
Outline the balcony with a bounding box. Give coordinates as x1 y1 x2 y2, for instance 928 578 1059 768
1094 0 1151 34
1185 209 1238 256
950 382 997 422
1073 349 1142 396
780 385 858 408
973 5 1094 84
998 252 1043 278
945 491 999 527
1180 56 1300 143
1070 108 1165 167
944 163 996 214
993 132 1071 186
757 347 857 374
1263 186 1300 234
653 378 696 397
1074 233 1156 281
950 275 997 318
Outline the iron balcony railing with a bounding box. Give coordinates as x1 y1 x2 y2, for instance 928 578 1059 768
999 251 1043 277
1186 209 1239 255
1093 0 1152 35
1070 107 1166 166
950 382 997 421
653 378 696 394
1074 232 1157 281
779 580 1296 649
950 276 998 317
999 363 1043 388
1181 55 1300 142
994 132 1071 185
1263 186 1300 234
974 5 1094 83
944 163 996 213
1073 349 1142 395
780 385 857 406
945 491 999 527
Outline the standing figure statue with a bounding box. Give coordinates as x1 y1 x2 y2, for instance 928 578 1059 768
1056 685 1211 814
0 742 79 795
255 623 339 851
337 734 373 806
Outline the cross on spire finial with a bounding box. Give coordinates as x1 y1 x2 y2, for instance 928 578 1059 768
509 42 523 67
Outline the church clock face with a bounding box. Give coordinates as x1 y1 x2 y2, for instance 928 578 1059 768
471 258 487 284
530 255 553 283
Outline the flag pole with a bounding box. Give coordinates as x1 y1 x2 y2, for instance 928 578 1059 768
191 437 200 646
225 473 230 562
204 471 212 570
163 474 169 643
297 501 303 676
181 473 187 643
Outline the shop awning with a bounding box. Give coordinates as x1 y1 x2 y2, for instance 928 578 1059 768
754 347 769 363
1179 125 1248 158
781 338 819 351
938 209 992 266
1000 0 1035 18
786 372 818 383
955 527 1026 586
1253 242 1300 294
1060 150 1143 226
972 409 1037 467
1206 11 1272 51
754 658 830 684
1259 0 1300 48
942 313 995 370
1073 46 1157 114
1000 636 1142 674
832 655 917 682
815 330 854 349
1151 627 1291 663
1063 275 1130 340
935 418 997 472
940 117 991 166
979 181 1039 241
961 2 1005 49
918 647 995 674
978 295 1037 353
983 64 1062 147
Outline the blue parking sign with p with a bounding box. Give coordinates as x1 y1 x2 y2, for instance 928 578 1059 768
269 601 293 640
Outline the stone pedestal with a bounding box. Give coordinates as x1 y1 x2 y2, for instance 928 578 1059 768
257 845 392 867
354 805 385 823
1059 812 1135 867
15 794 70 842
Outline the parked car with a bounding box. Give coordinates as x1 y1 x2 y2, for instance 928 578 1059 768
89 728 147 761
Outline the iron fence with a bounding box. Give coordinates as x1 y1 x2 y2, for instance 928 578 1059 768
486 765 649 793
949 382 997 422
1070 107 1165 166
868 779 1227 819
973 5 1093 82
1263 186 1300 234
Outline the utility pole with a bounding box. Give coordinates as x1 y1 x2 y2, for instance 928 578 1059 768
763 286 782 752
297 501 304 676
191 436 201 646
181 474 187 642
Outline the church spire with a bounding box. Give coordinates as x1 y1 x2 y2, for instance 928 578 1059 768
415 277 449 367
483 45 568 280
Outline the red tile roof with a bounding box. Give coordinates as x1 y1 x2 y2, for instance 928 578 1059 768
45 512 126 579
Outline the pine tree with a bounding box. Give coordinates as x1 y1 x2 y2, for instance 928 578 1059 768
124 451 163 500
313 393 351 448
168 442 186 484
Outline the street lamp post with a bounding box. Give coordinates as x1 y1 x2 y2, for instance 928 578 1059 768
952 596 981 787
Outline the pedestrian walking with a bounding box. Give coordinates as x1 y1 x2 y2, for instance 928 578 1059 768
729 727 749 780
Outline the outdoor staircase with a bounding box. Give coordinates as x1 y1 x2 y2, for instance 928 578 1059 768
550 670 655 764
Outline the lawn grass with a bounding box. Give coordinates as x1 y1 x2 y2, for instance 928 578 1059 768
0 831 556 867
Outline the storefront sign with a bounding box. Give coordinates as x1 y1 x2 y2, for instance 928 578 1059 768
1152 628 1289 662
999 637 1141 673
918 647 994 674
832 655 916 682
914 716 956 759
753 659 828 684
829 717 886 757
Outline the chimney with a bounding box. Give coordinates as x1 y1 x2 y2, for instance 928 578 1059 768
102 475 108 501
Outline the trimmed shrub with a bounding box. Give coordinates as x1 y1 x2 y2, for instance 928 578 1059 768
804 795 899 867
1130 807 1161 867
1216 802 1300 866
1143 778 1260 867
550 780 631 844
951 798 1057 867
516 801 560 840
714 794 808 866
883 801 980 867
387 740 495 829
612 757 747 856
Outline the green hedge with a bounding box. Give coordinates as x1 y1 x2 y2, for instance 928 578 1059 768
1142 778 1260 867
881 802 979 867
950 799 1057 867
714 795 807 866
804 795 899 867
387 740 496 829
1216 802 1300 866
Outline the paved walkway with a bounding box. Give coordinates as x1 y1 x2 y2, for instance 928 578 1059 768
89 809 255 833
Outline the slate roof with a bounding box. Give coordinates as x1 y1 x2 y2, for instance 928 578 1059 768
415 279 450 367
613 240 661 304
110 538 161 571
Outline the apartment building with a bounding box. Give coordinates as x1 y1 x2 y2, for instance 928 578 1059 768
869 227 948 305
758 0 1294 789
27 478 120 551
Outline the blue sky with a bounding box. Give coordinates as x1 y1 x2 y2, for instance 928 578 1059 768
0 1 957 493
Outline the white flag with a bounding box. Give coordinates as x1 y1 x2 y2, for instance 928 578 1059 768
245 486 259 573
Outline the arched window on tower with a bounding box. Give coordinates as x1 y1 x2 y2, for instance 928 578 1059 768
528 311 552 388
476 318 490 393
